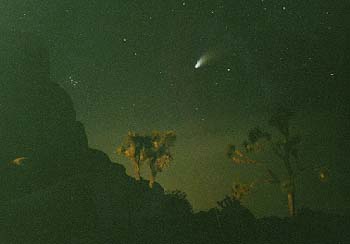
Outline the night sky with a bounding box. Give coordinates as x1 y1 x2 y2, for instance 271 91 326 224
1 0 349 216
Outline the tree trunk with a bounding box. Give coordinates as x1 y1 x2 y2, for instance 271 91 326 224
149 162 157 188
149 174 155 188
133 160 141 181
287 191 296 216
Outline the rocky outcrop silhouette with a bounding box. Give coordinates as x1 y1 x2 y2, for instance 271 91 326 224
0 31 193 244
0 31 90 202
1 31 349 244
0 31 87 164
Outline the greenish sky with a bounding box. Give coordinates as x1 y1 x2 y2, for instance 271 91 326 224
1 0 349 216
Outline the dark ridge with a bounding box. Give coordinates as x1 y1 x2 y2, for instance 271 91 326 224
0 31 348 244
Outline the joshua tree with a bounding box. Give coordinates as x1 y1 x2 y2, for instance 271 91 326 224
147 131 176 188
227 108 327 216
117 131 176 188
116 131 149 181
231 182 254 201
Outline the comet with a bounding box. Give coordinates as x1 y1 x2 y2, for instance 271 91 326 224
194 54 208 69
194 57 204 69
194 51 217 69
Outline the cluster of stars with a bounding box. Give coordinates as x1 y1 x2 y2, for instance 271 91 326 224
65 75 80 87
